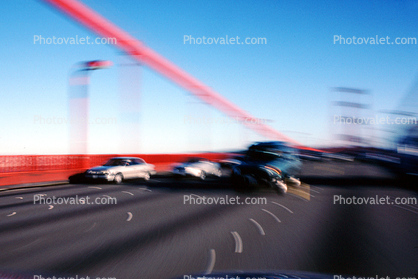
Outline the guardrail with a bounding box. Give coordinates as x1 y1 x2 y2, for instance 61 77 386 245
0 153 229 187
0 153 231 187
0 153 230 174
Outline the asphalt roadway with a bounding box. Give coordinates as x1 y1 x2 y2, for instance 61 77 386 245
0 161 417 279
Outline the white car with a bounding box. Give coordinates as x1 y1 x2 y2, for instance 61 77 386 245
172 158 222 180
85 157 156 184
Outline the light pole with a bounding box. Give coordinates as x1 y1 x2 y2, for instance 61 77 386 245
68 60 112 155
118 55 142 154
332 87 371 147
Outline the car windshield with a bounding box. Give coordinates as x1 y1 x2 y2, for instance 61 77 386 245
104 159 128 166
246 150 280 163
185 158 204 163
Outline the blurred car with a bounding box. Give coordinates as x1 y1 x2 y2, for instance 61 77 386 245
218 156 246 176
85 157 156 184
172 157 222 180
231 141 302 194
322 152 354 162
219 156 245 169
298 149 324 161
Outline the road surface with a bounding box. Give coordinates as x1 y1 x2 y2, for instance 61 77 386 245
0 161 417 278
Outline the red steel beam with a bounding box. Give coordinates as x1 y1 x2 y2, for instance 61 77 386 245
41 0 304 146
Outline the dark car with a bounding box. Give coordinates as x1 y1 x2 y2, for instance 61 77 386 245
231 141 302 194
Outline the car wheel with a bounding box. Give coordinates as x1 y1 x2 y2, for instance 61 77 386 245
286 176 301 187
114 173 123 184
199 171 206 180
143 172 151 181
274 180 288 195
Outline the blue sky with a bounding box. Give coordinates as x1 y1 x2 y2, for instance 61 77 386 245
0 0 417 154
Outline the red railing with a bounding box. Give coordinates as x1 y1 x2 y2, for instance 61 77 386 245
0 155 82 173
0 153 231 187
0 153 230 174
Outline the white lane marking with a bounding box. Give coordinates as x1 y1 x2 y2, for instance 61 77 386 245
249 218 265 236
191 193 204 199
126 212 133 221
7 212 16 217
271 202 294 213
122 191 134 196
48 205 54 210
392 204 418 215
262 209 281 223
15 197 23 200
388 196 418 210
103 195 112 199
205 249 216 275
84 222 97 233
287 192 309 201
402 203 418 210
1 188 29 192
1 188 31 193
138 187 152 192
231 231 243 253
15 238 42 250
312 186 324 191
88 186 102 190
309 188 320 194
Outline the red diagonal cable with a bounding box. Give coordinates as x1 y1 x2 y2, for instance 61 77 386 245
41 0 309 147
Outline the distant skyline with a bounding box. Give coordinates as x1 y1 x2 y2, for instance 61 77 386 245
0 0 417 154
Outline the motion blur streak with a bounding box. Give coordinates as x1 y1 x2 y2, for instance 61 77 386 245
41 0 314 149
